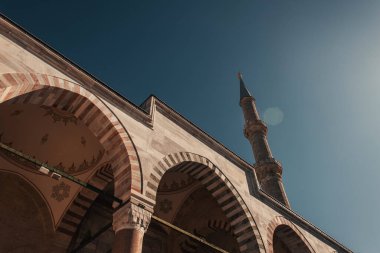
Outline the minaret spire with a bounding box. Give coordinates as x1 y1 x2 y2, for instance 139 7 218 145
239 72 252 100
238 73 290 207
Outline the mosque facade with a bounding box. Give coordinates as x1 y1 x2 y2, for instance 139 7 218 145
0 15 352 253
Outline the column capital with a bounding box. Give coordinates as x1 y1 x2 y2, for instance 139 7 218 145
113 202 152 233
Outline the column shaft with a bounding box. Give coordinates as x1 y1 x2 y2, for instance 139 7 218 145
112 201 152 253
113 228 145 253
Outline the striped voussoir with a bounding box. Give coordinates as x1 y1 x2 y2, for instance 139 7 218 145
266 216 315 253
57 163 113 239
0 72 141 196
146 152 266 253
0 72 141 241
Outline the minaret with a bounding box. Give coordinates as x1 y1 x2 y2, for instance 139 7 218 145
239 73 290 208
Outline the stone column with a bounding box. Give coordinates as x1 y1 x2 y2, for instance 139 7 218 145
112 202 152 253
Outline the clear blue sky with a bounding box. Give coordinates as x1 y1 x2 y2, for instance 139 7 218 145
1 1 379 252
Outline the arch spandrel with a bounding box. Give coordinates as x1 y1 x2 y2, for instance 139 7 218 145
0 156 84 227
145 152 266 253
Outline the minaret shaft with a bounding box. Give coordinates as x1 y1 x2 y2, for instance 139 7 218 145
241 97 273 161
239 74 290 208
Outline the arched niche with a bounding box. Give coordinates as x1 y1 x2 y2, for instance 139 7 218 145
145 152 266 253
0 170 56 252
267 216 315 253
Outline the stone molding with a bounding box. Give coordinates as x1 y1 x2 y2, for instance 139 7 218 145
239 95 256 106
0 15 354 252
255 161 283 182
244 119 268 138
113 202 152 233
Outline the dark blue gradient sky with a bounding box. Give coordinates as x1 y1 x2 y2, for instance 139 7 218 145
2 1 380 252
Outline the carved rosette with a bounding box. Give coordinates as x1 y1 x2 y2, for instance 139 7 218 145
113 202 152 233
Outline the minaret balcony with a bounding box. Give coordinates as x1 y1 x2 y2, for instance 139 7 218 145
244 119 268 138
253 157 282 168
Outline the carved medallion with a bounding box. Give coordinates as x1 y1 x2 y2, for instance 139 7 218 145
51 182 70 202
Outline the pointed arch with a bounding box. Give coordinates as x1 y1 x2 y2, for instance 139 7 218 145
145 152 266 253
267 216 315 253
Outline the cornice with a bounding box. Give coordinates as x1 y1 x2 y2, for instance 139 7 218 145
0 14 152 127
258 190 353 253
0 13 353 253
0 14 256 177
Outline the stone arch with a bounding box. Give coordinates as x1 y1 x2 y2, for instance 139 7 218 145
56 163 114 246
266 216 315 253
0 72 141 194
0 72 141 243
145 152 266 253
65 164 115 252
0 170 56 252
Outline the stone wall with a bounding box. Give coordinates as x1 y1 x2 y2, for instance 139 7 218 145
0 17 350 253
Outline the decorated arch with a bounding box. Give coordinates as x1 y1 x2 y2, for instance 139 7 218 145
0 72 141 243
267 216 315 253
145 152 266 253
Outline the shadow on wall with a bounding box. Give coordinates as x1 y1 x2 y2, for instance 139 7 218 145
0 170 56 253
